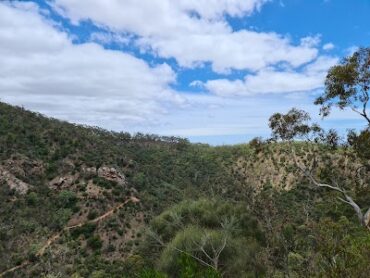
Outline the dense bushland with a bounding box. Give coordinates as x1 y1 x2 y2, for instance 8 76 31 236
1 100 370 277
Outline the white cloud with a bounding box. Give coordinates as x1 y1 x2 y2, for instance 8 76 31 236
300 35 321 48
199 56 338 96
139 31 318 73
346 46 359 56
90 32 131 45
323 42 335 50
50 0 319 72
151 93 318 138
51 0 268 26
0 1 183 129
1 1 357 145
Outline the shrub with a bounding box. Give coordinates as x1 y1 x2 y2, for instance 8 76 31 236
87 235 103 250
58 190 77 209
70 223 96 239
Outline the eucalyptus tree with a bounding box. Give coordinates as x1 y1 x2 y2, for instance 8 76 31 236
268 47 370 229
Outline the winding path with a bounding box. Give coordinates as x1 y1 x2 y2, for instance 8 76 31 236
0 196 140 277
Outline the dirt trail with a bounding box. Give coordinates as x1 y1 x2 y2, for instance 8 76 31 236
36 232 63 257
0 261 31 277
0 196 140 277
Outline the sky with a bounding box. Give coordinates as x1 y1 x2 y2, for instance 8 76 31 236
0 0 370 145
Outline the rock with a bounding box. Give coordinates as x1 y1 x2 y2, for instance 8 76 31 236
82 166 97 178
97 167 126 186
61 158 75 172
0 166 30 194
49 174 78 189
4 155 44 178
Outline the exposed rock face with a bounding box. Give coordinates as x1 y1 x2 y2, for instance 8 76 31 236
49 174 79 189
0 166 30 194
4 155 44 179
60 158 75 172
48 165 126 190
97 166 126 186
81 166 97 178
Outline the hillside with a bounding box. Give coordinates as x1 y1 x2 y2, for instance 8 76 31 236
1 101 370 277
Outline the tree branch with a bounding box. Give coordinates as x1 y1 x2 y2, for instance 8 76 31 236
148 229 217 271
361 91 370 125
363 208 370 229
290 144 369 227
351 92 370 125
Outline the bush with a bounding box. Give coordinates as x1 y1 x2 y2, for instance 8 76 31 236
26 192 39 206
87 210 98 220
87 235 103 250
58 190 77 208
70 223 96 239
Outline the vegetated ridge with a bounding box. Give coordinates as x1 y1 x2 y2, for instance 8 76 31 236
1 101 370 277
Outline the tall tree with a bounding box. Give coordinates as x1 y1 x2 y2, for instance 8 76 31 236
268 109 370 229
268 48 370 229
315 47 370 125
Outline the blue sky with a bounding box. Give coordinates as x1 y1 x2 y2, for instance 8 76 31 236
0 0 370 144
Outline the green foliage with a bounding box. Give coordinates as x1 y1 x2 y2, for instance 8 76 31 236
87 235 103 250
52 208 73 229
315 47 370 121
57 190 77 209
311 217 370 277
87 210 99 220
348 129 370 162
93 177 117 189
70 223 97 239
269 108 322 142
147 199 265 277
139 269 167 278
28 244 40 262
26 192 39 206
1 101 370 277
90 270 108 278
178 254 220 278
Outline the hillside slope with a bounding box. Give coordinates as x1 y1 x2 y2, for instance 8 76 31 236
1 102 370 277
0 102 243 276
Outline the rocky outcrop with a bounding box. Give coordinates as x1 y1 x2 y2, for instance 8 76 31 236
82 165 126 185
60 158 75 172
4 155 44 179
97 166 126 186
81 166 97 178
0 166 30 194
49 174 79 189
49 165 126 190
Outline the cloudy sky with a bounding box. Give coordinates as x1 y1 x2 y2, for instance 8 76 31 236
1 0 370 144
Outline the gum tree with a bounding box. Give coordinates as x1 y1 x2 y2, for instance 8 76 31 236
315 47 370 124
268 48 370 229
269 108 370 229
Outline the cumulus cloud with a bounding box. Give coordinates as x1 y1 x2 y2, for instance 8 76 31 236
90 32 131 45
50 0 319 72
197 56 338 96
51 0 268 27
0 1 351 144
0 1 183 129
323 42 335 50
139 31 318 73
